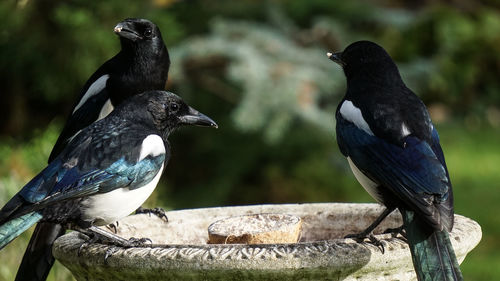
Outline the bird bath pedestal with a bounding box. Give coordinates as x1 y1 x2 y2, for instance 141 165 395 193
53 203 481 281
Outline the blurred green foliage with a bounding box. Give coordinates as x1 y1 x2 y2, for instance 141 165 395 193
1 0 499 280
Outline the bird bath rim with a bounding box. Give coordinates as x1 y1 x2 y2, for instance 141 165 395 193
53 203 481 281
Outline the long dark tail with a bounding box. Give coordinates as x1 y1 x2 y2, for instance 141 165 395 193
0 212 42 250
15 222 66 281
402 209 463 281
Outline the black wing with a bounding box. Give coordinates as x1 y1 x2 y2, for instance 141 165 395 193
336 114 452 231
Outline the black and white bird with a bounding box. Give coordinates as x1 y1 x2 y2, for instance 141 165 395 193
0 91 217 272
49 17 170 162
15 18 171 281
329 41 462 280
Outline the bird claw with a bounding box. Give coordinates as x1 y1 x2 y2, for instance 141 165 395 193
77 232 99 256
135 207 168 222
367 234 386 254
344 230 371 243
102 237 152 262
345 232 385 254
106 221 119 234
127 237 153 246
383 225 407 242
104 246 119 262
103 236 153 248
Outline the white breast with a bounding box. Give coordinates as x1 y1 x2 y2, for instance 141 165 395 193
81 164 164 225
73 75 110 113
339 100 374 135
138 135 166 161
81 135 166 225
347 157 383 204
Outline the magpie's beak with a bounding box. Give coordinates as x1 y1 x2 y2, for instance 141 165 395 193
114 21 142 41
179 107 218 128
327 52 345 67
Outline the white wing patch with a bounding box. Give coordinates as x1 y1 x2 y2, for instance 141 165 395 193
97 99 114 120
81 164 164 225
139 134 166 161
66 129 82 144
339 100 374 135
73 75 110 113
401 123 411 137
347 157 383 204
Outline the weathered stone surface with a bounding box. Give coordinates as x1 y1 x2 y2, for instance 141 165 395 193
53 203 482 281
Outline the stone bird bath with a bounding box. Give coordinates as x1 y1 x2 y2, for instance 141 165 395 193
53 203 481 280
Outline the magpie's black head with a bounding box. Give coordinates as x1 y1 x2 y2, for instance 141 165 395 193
114 18 164 51
327 41 401 84
133 91 218 140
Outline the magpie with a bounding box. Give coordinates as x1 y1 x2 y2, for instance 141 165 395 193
0 91 217 273
49 18 170 162
15 18 171 281
328 41 462 281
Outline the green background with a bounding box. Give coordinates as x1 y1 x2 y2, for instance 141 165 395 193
1 0 499 280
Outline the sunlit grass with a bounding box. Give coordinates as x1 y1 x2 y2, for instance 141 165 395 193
437 124 500 281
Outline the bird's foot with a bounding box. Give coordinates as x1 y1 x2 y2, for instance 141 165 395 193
345 232 385 253
367 234 386 254
104 246 119 261
102 237 153 262
124 237 153 247
77 232 100 256
106 221 119 234
344 229 371 243
135 206 168 222
75 226 153 261
342 207 396 253
89 228 152 248
383 225 407 242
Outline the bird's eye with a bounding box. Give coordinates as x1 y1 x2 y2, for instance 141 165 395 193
170 103 179 112
144 29 152 38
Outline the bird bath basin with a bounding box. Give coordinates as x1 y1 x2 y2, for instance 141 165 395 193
53 203 481 281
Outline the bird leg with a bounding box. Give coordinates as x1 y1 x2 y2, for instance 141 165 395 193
79 226 152 247
74 225 153 261
345 207 395 240
344 207 396 252
135 206 168 222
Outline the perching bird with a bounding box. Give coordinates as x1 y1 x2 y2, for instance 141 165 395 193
16 18 171 281
49 18 170 161
328 41 462 281
1 91 217 273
